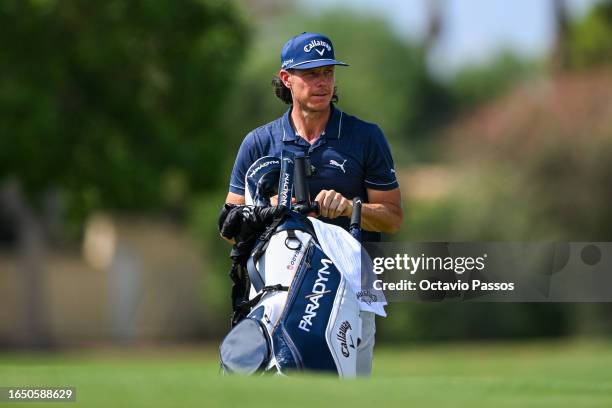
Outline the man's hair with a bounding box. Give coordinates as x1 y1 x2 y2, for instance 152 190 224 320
271 72 339 105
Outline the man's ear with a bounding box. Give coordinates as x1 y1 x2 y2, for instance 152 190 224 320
279 69 291 88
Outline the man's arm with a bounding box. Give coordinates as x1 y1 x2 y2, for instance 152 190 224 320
314 187 403 234
225 192 246 205
359 188 403 234
228 188 403 233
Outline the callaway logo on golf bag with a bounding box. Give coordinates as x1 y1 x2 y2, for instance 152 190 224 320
337 321 355 358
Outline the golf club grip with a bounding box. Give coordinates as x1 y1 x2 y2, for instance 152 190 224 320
350 197 362 228
293 155 309 204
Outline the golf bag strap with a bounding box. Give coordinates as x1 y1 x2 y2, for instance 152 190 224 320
246 255 265 293
279 217 319 246
245 213 287 292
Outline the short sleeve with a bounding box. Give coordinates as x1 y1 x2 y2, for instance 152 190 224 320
364 126 399 191
228 132 259 195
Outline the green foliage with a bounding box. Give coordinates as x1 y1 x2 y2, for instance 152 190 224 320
381 303 570 342
424 137 612 243
521 136 612 240
0 0 249 217
390 63 612 340
569 1 612 69
450 52 538 109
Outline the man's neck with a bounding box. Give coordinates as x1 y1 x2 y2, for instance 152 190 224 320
290 103 331 143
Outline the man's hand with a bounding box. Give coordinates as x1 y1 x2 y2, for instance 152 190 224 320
312 188 403 233
314 189 351 219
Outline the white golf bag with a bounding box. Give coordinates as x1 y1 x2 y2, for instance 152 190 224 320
219 153 370 377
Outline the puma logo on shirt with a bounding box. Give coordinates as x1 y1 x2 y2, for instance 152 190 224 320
330 159 347 173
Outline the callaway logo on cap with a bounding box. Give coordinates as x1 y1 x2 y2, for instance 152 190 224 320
280 32 349 70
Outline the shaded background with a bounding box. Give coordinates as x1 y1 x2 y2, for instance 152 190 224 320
1 0 612 350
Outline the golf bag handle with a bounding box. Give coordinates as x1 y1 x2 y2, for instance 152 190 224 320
292 154 319 215
349 197 362 241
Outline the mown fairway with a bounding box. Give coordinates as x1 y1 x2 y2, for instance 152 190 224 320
1 340 611 407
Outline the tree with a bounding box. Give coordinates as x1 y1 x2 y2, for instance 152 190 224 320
568 0 612 69
0 0 248 347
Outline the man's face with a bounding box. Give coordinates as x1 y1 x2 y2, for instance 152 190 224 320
280 66 335 112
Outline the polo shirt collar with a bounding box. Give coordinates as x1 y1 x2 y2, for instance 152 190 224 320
281 103 344 142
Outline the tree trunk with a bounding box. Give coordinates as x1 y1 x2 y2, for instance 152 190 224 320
0 178 52 348
551 0 570 70
423 0 443 54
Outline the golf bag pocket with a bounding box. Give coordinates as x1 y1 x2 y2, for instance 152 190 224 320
219 313 271 375
250 229 312 298
271 241 362 377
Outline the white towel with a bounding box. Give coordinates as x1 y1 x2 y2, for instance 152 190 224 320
309 217 387 317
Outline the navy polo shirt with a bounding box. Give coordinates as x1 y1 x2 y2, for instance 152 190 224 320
228 104 399 242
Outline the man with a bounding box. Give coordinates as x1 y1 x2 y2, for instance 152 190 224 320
226 32 402 239
221 32 403 375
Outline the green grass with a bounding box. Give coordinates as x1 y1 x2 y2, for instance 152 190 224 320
1 340 612 407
